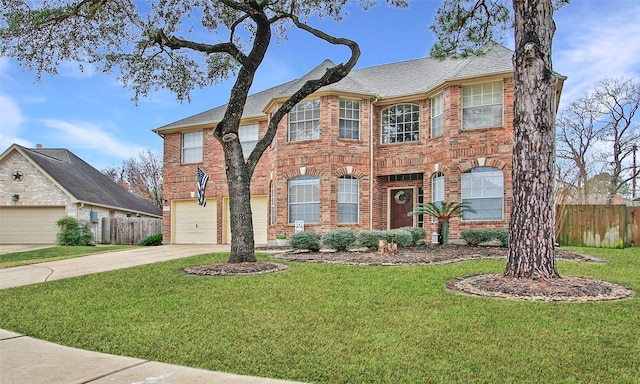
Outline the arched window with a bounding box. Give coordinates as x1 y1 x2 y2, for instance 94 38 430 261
381 104 420 144
461 167 504 220
288 176 320 223
338 175 359 223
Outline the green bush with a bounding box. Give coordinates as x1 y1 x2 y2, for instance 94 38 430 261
399 226 427 245
494 230 509 247
389 228 414 248
137 234 163 246
461 229 508 247
356 230 389 250
322 228 356 251
56 216 93 246
290 231 322 252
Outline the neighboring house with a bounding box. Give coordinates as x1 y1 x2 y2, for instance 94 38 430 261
0 144 163 244
154 43 565 245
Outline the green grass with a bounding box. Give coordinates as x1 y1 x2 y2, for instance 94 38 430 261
0 245 138 268
0 247 638 383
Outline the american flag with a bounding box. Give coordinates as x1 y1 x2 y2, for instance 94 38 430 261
197 166 209 207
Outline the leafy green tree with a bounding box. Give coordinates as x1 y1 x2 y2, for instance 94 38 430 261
431 0 568 278
409 201 475 244
1 0 406 263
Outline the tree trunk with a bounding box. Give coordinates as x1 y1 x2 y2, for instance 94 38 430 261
505 0 560 279
226 153 257 263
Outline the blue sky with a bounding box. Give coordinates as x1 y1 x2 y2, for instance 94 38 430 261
1 0 639 171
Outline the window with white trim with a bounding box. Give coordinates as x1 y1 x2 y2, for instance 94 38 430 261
381 104 420 144
431 172 445 223
288 176 320 223
338 175 359 223
270 181 275 225
339 99 360 139
462 81 503 130
182 131 203 164
430 93 444 137
238 124 259 158
461 167 504 220
289 100 320 142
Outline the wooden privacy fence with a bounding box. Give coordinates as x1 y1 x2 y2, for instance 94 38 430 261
101 217 162 245
556 205 640 248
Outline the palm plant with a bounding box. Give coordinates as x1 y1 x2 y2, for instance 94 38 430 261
408 201 475 244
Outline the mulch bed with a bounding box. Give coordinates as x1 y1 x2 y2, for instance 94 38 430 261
181 244 635 302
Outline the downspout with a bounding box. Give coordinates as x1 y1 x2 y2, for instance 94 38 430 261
369 96 378 230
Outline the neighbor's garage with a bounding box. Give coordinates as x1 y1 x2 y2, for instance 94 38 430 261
0 206 65 244
172 199 217 244
223 195 268 245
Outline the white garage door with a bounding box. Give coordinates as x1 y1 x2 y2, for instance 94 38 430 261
0 206 65 244
173 199 217 244
224 196 268 245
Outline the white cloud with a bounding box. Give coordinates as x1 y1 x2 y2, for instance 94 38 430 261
555 4 640 104
40 118 146 159
0 93 32 149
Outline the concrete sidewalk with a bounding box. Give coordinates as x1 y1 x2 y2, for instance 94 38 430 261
0 244 227 289
0 245 306 384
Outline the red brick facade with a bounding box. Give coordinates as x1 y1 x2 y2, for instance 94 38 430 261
160 75 517 244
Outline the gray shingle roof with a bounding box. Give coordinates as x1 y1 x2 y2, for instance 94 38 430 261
154 42 515 132
15 145 162 217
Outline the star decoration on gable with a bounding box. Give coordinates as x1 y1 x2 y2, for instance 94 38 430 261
12 170 24 182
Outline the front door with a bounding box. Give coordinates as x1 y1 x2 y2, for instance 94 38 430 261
389 188 414 229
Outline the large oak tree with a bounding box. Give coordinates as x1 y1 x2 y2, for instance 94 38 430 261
1 0 405 263
431 0 568 278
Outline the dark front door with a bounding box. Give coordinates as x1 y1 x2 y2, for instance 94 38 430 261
390 188 414 229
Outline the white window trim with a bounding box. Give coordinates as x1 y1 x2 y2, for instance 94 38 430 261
381 104 421 144
288 100 321 142
339 99 361 140
338 175 359 224
462 81 504 130
461 167 504 221
182 131 203 164
430 93 444 138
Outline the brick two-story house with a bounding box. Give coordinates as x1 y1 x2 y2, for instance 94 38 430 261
154 43 565 245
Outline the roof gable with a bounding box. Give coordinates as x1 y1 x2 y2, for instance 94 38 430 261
6 144 162 217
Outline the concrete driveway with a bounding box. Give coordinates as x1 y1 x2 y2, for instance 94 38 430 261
0 244 230 290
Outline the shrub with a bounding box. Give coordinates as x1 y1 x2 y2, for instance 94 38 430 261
56 216 93 246
356 230 389 250
137 234 163 246
399 226 426 245
461 229 508 247
389 228 414 248
290 231 322 252
494 230 509 247
322 228 356 251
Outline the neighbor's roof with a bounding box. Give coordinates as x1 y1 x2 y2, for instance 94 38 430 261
6 144 162 217
153 42 518 133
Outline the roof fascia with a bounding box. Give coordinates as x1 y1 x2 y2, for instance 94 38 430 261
76 200 162 218
262 90 377 113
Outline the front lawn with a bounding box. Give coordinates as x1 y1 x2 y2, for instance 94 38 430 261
0 245 138 268
0 247 637 383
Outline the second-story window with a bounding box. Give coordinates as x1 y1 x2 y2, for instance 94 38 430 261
239 124 259 158
430 93 444 137
381 104 420 144
182 131 203 164
289 100 320 142
462 81 503 130
339 99 360 140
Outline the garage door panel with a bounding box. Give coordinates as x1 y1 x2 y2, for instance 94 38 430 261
174 200 217 244
224 196 268 245
0 207 65 244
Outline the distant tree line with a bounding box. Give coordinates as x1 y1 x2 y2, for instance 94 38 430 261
103 149 163 208
556 77 640 204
